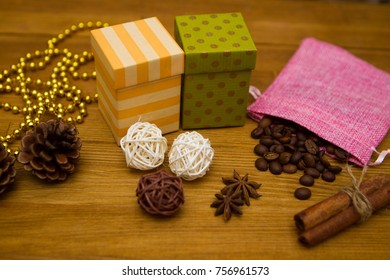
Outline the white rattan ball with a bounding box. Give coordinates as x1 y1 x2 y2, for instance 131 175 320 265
120 122 168 170
168 131 214 181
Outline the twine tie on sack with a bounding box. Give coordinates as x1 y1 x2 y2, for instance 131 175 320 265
120 122 167 170
341 164 373 223
369 147 390 166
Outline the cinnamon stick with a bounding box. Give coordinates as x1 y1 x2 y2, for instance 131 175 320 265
298 181 390 247
294 173 390 232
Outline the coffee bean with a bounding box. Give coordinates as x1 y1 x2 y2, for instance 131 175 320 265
304 139 319 155
279 152 292 165
273 144 285 154
297 159 306 170
254 144 268 156
325 144 335 154
260 137 274 147
264 126 272 136
279 136 291 144
303 153 316 168
290 136 298 146
297 131 307 141
327 165 342 175
263 152 279 161
269 161 283 175
290 151 302 164
315 161 325 173
334 147 349 161
283 144 296 152
297 140 306 148
294 187 312 200
255 158 268 171
251 127 264 139
258 117 272 128
322 170 336 182
283 163 297 174
304 167 320 178
319 155 330 167
299 174 314 186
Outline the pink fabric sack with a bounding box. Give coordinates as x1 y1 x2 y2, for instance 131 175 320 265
247 38 390 166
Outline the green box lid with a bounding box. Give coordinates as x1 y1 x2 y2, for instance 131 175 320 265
174 12 257 74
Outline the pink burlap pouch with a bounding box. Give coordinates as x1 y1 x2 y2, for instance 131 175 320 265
247 38 390 166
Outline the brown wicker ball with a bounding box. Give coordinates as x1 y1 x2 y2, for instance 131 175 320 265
136 169 184 216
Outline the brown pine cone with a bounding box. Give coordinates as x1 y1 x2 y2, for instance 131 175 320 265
18 120 82 182
0 144 16 194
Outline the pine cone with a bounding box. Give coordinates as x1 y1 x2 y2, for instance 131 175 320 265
0 144 16 194
18 120 82 182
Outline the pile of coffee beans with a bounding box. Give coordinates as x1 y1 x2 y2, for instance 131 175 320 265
251 116 349 200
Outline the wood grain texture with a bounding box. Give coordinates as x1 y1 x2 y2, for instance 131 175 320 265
0 0 389 260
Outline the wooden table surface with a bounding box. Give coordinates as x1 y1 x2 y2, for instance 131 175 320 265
0 0 389 260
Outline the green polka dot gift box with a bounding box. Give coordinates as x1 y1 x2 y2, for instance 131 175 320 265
174 12 257 129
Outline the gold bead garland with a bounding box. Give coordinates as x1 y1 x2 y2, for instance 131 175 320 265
0 20 109 156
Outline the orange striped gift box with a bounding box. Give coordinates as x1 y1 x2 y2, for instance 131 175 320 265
91 17 184 144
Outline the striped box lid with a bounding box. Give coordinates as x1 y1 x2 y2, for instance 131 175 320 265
91 17 184 89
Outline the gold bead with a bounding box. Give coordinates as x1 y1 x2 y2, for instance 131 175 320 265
38 61 45 69
34 117 40 124
25 53 33 61
5 85 12 93
103 23 109 27
78 102 85 109
34 50 42 57
66 92 73 101
14 87 21 95
29 62 36 70
13 150 19 157
66 117 74 124
73 96 81 104
20 122 27 131
5 134 14 143
57 114 63 120
79 108 88 116
78 22 85 29
87 21 94 28
76 115 83 123
28 121 35 128
0 84 4 92
58 33 64 41
3 103 11 111
93 93 99 101
2 69 9 76
22 107 28 115
81 72 89 80
91 71 96 79
12 106 20 114
64 29 71 36
85 95 92 104
67 104 75 113
95 21 103 28
13 129 21 139
70 25 77 32
72 72 79 79
35 79 43 87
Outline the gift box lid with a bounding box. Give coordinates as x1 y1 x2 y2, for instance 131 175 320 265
91 17 184 89
174 12 257 74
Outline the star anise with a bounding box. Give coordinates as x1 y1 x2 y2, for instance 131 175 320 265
221 170 261 205
210 191 244 221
